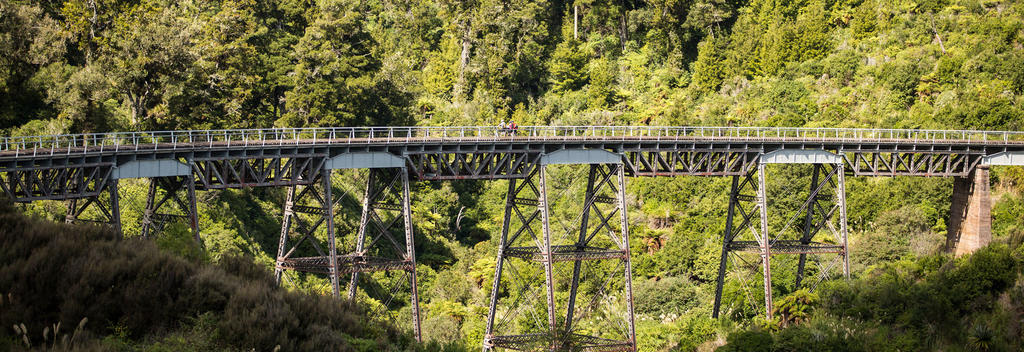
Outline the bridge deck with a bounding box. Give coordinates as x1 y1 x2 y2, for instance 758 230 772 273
3 135 1024 160
3 126 1024 159
3 126 1024 202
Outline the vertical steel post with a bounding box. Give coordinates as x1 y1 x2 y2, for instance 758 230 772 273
348 170 375 300
65 198 77 224
617 164 637 350
140 179 158 238
484 179 517 350
401 168 422 341
836 163 850 279
712 175 740 318
185 175 201 244
109 178 122 240
795 164 820 288
565 164 598 329
275 184 297 285
757 163 772 319
323 168 341 298
537 164 557 340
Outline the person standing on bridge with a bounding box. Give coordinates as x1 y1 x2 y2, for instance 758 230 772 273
498 120 506 137
510 120 518 136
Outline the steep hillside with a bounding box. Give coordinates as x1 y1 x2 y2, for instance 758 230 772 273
2 0 1024 350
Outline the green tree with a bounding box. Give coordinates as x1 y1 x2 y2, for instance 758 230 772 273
587 57 618 109
279 0 386 127
691 37 728 92
549 38 588 92
774 289 818 327
0 2 59 130
850 0 877 39
102 1 198 129
174 0 275 129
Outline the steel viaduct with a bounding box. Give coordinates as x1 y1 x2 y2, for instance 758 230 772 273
3 126 1024 351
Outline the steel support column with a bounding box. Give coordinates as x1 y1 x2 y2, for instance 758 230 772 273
756 163 771 319
617 165 637 349
140 180 157 238
275 184 297 285
712 175 740 319
138 176 199 241
712 165 767 319
483 177 518 351
323 168 340 297
347 173 373 300
278 167 421 341
274 164 343 296
712 160 848 319
401 169 423 341
483 163 635 351
343 168 420 341
185 175 200 244
837 165 850 278
63 177 122 239
537 164 557 339
795 165 821 288
564 166 597 328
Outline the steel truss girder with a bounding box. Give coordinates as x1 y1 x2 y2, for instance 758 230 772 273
274 166 421 341
624 150 757 177
2 163 114 202
139 176 201 243
192 155 323 189
0 148 994 203
843 151 982 177
407 152 539 180
484 163 636 351
712 162 849 320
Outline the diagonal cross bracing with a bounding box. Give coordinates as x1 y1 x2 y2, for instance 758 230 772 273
484 162 636 351
713 161 849 320
273 166 422 341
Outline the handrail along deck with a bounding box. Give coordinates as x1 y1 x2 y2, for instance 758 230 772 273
3 126 1024 158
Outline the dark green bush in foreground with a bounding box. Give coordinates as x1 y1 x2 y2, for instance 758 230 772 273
0 201 456 351
717 244 1024 351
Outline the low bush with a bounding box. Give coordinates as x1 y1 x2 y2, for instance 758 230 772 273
0 201 455 351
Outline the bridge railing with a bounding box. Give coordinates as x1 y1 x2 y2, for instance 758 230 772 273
3 126 1024 157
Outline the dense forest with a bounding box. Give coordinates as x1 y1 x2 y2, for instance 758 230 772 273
2 0 1024 350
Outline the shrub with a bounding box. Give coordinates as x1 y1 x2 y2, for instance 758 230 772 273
0 200 448 351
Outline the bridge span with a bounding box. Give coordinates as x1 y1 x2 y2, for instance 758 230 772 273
3 126 1024 351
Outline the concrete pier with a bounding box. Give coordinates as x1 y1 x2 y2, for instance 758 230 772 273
947 165 992 256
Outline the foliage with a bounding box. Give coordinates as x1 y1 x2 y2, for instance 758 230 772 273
3 0 1024 350
0 200 459 351
773 289 818 328
719 244 1024 351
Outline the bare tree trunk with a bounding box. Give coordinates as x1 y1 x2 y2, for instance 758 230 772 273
454 20 471 102
930 13 946 55
126 83 150 128
87 0 99 61
619 12 627 51
574 5 578 40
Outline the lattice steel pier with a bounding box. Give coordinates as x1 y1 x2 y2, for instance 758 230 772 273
273 155 422 340
712 153 850 319
483 150 636 351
